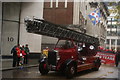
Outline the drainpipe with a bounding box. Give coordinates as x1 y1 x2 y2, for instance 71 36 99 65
17 2 22 45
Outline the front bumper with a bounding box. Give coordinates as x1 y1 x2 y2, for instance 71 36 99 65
49 65 57 71
49 63 61 71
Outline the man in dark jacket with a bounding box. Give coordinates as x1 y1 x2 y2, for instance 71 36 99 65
24 44 30 64
115 51 120 67
11 45 18 67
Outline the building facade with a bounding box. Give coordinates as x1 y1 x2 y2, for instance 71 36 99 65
106 4 120 51
98 2 110 48
79 2 109 48
42 1 74 50
1 2 44 56
106 17 120 51
1 1 109 56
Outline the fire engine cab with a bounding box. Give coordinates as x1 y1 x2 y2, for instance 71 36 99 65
25 18 101 78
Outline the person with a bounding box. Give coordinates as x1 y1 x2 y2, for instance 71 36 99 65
42 47 49 57
21 45 26 64
11 45 18 67
115 51 120 67
19 53 24 66
62 40 71 49
24 44 30 64
16 45 21 66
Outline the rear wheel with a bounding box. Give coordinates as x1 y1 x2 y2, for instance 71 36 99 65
39 63 49 75
65 64 76 78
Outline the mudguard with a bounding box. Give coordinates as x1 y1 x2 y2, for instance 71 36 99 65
39 57 48 64
65 59 76 66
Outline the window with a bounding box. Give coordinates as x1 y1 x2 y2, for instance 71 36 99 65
107 31 111 36
107 31 117 36
86 5 87 10
111 39 115 45
117 39 120 45
56 40 74 49
117 30 120 36
85 20 87 25
106 39 109 44
89 2 98 8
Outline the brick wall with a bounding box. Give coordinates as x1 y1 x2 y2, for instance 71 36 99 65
43 2 73 25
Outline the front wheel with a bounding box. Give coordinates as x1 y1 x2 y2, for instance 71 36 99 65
39 63 49 75
92 59 101 71
65 64 76 78
92 67 99 71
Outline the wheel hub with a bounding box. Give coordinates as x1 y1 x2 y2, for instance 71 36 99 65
70 67 75 74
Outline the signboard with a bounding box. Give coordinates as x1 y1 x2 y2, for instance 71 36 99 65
96 51 116 65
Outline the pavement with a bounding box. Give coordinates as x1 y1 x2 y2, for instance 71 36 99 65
1 58 39 71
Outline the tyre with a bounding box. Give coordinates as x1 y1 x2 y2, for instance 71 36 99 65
92 59 101 71
65 64 76 78
39 63 49 75
92 67 99 71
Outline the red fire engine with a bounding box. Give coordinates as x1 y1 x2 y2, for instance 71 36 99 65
25 18 101 78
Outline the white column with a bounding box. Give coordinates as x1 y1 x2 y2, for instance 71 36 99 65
115 39 117 52
56 0 58 8
109 39 111 50
73 1 80 24
50 0 53 8
65 0 67 8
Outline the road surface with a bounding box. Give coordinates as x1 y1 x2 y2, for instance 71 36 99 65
2 65 119 80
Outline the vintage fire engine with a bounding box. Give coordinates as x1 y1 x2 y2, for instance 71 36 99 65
25 18 101 78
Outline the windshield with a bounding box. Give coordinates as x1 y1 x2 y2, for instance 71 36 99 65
55 40 74 49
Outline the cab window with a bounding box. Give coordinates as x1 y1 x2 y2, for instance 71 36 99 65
56 40 74 49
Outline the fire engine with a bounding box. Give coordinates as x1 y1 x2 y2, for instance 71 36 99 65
25 18 101 78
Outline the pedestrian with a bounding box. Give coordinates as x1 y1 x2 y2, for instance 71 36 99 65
21 45 26 64
42 47 49 57
19 53 24 66
16 45 21 66
24 44 30 64
115 51 120 67
11 45 18 67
